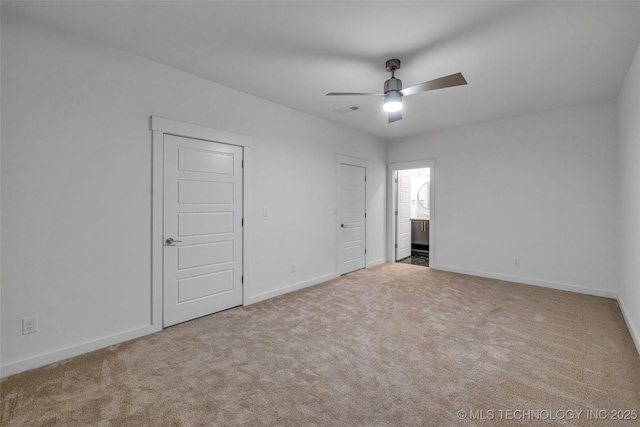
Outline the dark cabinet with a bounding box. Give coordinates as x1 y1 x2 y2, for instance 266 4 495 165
411 219 429 247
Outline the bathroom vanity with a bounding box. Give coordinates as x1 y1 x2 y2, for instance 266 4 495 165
411 219 429 249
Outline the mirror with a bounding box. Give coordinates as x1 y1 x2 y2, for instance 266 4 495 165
418 182 430 209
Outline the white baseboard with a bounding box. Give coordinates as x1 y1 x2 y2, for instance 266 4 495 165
0 324 161 379
245 273 339 305
5 266 637 380
430 264 619 299
367 259 386 268
431 263 640 355
246 260 386 306
2 266 370 378
617 296 640 357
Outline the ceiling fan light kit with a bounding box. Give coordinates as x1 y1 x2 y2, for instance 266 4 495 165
327 58 467 123
383 93 403 112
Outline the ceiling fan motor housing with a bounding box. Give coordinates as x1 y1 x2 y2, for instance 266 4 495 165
384 77 402 94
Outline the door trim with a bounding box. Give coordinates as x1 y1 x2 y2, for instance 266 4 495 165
151 117 252 329
387 160 435 265
336 155 368 274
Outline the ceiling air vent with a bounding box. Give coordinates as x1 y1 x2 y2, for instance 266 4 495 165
333 105 361 115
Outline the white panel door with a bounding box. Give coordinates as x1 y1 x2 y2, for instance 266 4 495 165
338 163 365 275
396 171 412 260
163 135 242 327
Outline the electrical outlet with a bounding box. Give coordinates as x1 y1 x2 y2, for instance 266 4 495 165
513 258 520 267
291 264 296 273
22 316 38 335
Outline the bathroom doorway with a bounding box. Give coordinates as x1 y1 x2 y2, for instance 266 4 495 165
387 160 435 268
396 168 430 267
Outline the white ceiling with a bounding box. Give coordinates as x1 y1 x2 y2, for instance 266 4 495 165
4 1 640 140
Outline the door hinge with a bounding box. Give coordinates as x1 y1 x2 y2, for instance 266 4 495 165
365 249 367 254
395 211 398 216
364 176 367 182
395 244 398 249
241 275 244 284
364 212 367 218
241 218 244 227
241 160 244 169
395 178 398 183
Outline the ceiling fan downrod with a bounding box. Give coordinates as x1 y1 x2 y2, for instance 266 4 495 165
384 59 403 94
384 59 403 102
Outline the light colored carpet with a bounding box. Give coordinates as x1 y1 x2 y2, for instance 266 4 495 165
2 263 639 426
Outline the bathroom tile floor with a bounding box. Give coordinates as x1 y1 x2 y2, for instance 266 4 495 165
398 252 429 267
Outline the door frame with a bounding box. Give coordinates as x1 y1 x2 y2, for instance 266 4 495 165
387 159 435 265
336 154 368 274
150 117 252 329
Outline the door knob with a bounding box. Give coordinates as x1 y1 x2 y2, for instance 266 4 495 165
341 224 347 228
165 237 183 245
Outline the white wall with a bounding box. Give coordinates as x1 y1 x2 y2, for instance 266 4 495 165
618 41 640 351
388 101 619 297
0 13 387 376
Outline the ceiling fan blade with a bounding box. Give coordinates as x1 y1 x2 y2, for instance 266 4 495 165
400 72 467 97
326 92 383 96
388 110 402 123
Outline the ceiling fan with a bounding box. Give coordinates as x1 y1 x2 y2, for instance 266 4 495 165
326 59 467 123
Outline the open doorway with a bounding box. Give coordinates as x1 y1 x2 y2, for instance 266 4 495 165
395 168 430 267
387 160 435 268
